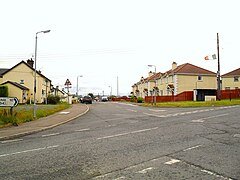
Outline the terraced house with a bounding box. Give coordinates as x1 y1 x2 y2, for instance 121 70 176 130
0 59 52 104
132 62 218 101
222 68 240 90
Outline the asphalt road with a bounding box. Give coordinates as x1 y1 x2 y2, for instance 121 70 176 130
0 102 239 180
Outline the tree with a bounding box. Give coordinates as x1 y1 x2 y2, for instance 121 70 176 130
0 86 8 97
88 93 94 99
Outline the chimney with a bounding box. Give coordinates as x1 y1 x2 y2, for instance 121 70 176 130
27 58 34 68
172 62 177 70
148 71 154 77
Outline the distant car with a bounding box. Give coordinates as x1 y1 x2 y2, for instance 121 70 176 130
81 96 92 104
101 96 108 102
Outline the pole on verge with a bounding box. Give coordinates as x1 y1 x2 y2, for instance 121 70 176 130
33 30 50 119
217 33 221 100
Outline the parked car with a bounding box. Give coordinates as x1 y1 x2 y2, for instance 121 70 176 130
81 96 92 104
101 96 108 102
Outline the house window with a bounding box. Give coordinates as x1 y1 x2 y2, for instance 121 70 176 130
234 76 239 82
20 80 24 84
198 75 203 81
225 87 230 90
235 87 239 90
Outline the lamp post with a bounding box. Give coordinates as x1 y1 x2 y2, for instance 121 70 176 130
76 75 83 97
148 64 157 105
108 86 112 96
34 30 50 119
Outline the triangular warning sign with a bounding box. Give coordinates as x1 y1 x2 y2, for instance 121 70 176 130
65 79 71 86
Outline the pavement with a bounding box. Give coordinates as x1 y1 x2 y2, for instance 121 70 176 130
0 103 89 141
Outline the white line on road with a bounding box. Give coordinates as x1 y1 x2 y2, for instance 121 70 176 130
183 145 202 152
59 111 70 114
1 138 23 144
192 119 205 123
97 127 158 140
191 113 229 122
0 145 59 158
114 176 126 180
233 134 240 138
126 109 137 112
201 169 232 180
42 133 60 137
148 109 166 112
137 167 154 174
75 128 90 132
164 159 181 165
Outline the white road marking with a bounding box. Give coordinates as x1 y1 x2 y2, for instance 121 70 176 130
143 113 166 117
116 102 137 107
126 109 137 112
75 128 90 132
59 111 70 114
97 127 158 140
183 145 202 152
201 169 232 180
1 138 23 144
42 133 60 137
114 176 126 180
233 134 240 138
137 167 154 174
0 145 59 158
148 109 166 112
191 113 229 122
192 119 205 123
164 159 181 165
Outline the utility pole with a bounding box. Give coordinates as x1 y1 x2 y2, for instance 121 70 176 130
217 33 221 100
117 76 119 97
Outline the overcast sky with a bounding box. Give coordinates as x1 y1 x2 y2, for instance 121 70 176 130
0 0 239 96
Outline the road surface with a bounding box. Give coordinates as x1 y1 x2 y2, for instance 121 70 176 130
0 102 239 179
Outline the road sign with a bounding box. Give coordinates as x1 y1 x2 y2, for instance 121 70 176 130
0 97 19 107
64 79 72 86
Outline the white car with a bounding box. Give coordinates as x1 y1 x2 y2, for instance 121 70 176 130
101 96 108 102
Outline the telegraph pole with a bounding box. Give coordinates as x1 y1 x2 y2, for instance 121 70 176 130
217 33 221 100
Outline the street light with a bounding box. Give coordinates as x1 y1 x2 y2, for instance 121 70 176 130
76 75 83 97
108 86 112 96
148 64 157 105
33 30 51 119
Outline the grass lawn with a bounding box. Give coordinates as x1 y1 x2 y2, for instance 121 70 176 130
0 103 70 128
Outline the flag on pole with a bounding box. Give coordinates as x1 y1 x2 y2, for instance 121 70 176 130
204 54 217 60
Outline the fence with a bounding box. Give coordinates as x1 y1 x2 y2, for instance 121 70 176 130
221 89 240 100
111 89 239 103
145 91 193 103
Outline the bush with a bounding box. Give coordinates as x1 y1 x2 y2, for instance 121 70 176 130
137 97 144 103
130 95 137 102
0 86 8 97
47 95 60 104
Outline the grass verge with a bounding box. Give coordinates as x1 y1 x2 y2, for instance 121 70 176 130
0 103 70 128
141 99 240 107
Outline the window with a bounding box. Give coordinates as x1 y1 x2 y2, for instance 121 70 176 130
20 80 24 84
225 87 230 90
234 76 239 82
198 75 203 81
